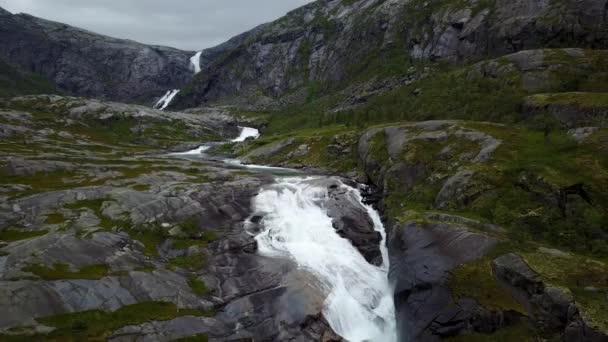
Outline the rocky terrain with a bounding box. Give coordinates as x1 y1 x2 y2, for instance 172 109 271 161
0 96 359 340
227 118 608 341
1 0 608 341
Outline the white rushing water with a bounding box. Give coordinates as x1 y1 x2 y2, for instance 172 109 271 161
155 89 180 111
231 126 260 142
170 145 211 156
252 177 397 342
190 51 203 74
171 127 260 156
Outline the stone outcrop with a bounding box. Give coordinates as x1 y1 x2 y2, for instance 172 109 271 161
388 221 499 341
493 254 608 341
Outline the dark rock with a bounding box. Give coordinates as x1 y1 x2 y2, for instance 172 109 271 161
325 181 382 265
389 221 499 341
492 253 608 340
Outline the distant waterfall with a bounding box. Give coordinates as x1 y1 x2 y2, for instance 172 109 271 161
154 89 180 110
190 51 202 74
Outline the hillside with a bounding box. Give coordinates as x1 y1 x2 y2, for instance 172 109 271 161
0 6 195 104
170 0 608 112
1 0 608 341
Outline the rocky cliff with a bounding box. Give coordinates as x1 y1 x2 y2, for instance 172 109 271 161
0 7 196 104
171 0 608 110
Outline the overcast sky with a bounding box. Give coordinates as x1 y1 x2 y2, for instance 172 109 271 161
0 0 313 51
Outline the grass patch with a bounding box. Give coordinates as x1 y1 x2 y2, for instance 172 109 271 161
446 321 540 341
45 212 65 225
449 258 526 314
32 302 211 340
188 277 211 296
0 229 48 242
65 199 116 230
522 251 608 332
528 92 608 108
168 253 206 271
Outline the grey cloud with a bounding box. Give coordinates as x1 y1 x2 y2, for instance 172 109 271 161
0 0 313 50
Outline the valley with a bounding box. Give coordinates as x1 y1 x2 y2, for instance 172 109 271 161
0 0 607 341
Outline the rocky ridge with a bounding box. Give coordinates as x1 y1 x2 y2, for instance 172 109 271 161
0 7 196 104
171 0 608 110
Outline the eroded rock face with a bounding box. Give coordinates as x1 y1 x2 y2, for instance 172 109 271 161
172 0 608 109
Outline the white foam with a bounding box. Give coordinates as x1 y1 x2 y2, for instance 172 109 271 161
171 145 210 155
231 126 260 142
252 177 397 342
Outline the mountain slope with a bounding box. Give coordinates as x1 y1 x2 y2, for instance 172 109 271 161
0 7 195 104
0 57 55 98
171 0 608 110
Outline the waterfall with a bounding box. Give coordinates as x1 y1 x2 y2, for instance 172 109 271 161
154 89 180 110
190 51 203 74
251 177 397 342
231 126 260 142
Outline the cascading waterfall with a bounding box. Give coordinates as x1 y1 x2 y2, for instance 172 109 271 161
251 177 397 342
190 51 203 74
231 126 260 142
154 89 180 110
172 127 260 156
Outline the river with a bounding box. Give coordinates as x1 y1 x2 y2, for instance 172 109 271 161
173 126 397 342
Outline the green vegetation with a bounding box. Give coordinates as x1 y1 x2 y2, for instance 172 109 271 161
188 277 211 296
449 257 526 313
29 302 211 340
0 58 56 98
23 263 111 280
45 212 66 225
0 229 48 242
65 199 116 230
522 251 608 332
446 322 540 342
528 92 608 107
168 253 206 271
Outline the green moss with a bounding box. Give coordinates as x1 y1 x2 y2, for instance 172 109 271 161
23 263 110 280
168 253 206 271
131 184 151 192
65 199 116 230
45 212 66 225
174 335 209 342
0 229 48 242
446 321 540 341
449 258 526 313
521 251 608 332
172 232 218 250
32 302 210 340
528 92 608 108
128 228 165 257
188 277 211 296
